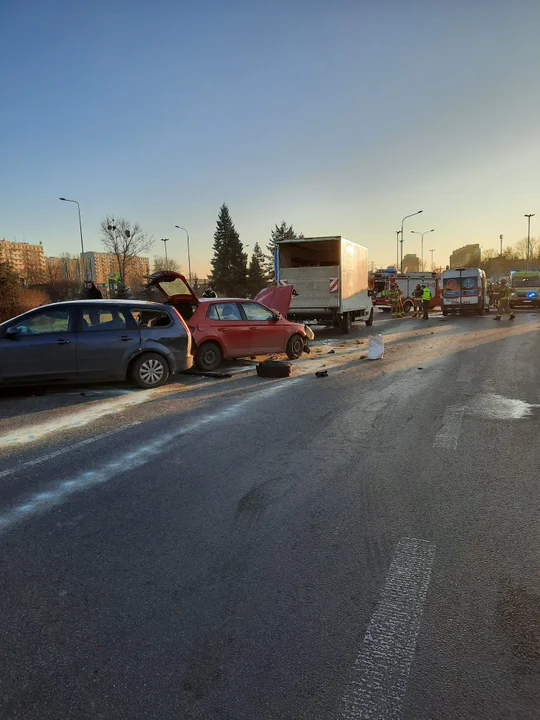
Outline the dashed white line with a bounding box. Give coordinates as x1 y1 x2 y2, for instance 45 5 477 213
433 406 465 449
341 537 436 719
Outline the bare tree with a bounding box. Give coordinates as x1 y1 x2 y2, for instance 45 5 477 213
513 236 539 260
152 256 181 273
100 216 154 283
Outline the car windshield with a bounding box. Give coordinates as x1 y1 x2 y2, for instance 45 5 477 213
159 278 191 296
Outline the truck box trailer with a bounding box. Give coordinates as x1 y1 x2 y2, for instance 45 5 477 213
277 236 373 333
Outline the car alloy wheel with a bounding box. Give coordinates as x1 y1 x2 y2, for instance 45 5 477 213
139 358 165 385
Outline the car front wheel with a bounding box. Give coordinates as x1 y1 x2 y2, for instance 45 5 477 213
286 333 305 359
195 341 222 371
131 352 169 388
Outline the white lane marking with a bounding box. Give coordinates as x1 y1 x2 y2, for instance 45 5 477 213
341 537 436 720
433 406 464 449
0 378 299 534
0 386 174 449
0 423 141 480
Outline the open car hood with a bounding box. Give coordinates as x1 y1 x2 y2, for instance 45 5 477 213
253 285 295 316
145 271 199 306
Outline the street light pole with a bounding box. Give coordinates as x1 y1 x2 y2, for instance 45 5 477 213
161 238 169 269
396 230 400 269
400 210 423 272
525 214 535 270
59 197 86 281
410 229 434 271
174 226 191 284
429 249 436 271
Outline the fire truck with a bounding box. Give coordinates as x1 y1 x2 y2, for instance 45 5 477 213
369 269 441 313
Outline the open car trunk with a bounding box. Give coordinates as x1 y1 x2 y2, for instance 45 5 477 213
145 272 199 321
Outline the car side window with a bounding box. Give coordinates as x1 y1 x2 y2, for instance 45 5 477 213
81 308 129 332
206 303 242 321
241 303 275 322
11 308 72 335
131 309 172 328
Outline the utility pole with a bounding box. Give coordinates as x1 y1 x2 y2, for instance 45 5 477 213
395 231 400 269
525 214 535 270
429 249 435 271
499 234 503 256
400 211 423 272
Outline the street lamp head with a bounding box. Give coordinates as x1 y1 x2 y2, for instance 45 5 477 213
59 197 67 201
430 229 435 232
418 210 423 214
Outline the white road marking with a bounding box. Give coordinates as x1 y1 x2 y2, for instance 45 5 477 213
341 537 436 719
0 379 299 534
0 424 141 481
433 406 465 449
0 386 174 449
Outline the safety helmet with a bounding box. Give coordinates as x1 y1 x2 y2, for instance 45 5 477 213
500 278 507 285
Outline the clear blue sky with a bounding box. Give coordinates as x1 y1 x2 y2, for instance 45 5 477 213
1 0 540 274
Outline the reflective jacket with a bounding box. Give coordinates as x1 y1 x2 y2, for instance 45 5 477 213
422 288 432 300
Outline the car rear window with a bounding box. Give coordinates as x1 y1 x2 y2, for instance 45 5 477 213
131 309 172 328
82 308 129 331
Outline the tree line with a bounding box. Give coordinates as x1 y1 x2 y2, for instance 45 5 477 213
209 203 302 297
479 237 540 278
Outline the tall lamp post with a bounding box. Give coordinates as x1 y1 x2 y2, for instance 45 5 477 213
395 230 400 269
410 228 434 271
161 238 169 269
400 210 423 272
174 225 192 284
429 249 436 271
59 197 86 281
525 214 535 270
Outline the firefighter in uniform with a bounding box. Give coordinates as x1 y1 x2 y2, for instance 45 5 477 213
412 283 423 317
494 278 515 320
397 286 405 317
388 282 401 318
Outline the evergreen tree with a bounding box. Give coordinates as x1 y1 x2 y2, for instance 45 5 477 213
209 204 248 296
265 221 302 279
247 243 269 297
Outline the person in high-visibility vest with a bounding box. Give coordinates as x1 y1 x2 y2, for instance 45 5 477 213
494 279 515 321
421 285 432 320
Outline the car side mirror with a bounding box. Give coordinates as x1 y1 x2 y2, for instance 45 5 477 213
4 327 20 340
272 313 281 321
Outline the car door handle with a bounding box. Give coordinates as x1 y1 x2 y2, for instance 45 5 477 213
250 327 260 330
119 336 131 342
217 328 228 331
56 339 71 345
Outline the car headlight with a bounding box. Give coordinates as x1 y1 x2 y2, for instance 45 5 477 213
511 293 517 297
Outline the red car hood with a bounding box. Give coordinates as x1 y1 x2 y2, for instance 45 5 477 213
253 285 295 316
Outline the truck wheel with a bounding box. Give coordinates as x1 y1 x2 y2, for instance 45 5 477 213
403 300 413 315
131 352 169 388
195 341 222 371
340 312 352 334
286 333 305 359
484 306 490 313
442 308 448 317
365 308 374 326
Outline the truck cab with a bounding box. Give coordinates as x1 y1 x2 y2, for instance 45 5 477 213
509 270 540 308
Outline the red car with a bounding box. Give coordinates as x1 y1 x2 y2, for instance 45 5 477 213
146 272 314 371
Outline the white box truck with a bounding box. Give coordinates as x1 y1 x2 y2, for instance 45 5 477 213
277 236 373 332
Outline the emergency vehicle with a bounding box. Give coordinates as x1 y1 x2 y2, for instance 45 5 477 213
369 269 441 314
441 267 490 315
509 270 540 308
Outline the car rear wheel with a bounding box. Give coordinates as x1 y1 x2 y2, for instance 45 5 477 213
195 341 222 371
286 333 305 359
131 352 169 388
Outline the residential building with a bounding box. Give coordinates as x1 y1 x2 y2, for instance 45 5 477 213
82 251 150 288
402 254 420 272
449 244 481 268
0 238 46 282
46 256 81 282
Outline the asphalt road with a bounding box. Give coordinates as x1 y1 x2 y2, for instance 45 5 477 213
1 310 540 719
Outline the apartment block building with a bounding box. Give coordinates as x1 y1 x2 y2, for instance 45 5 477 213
82 251 150 287
0 238 47 282
449 244 481 269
